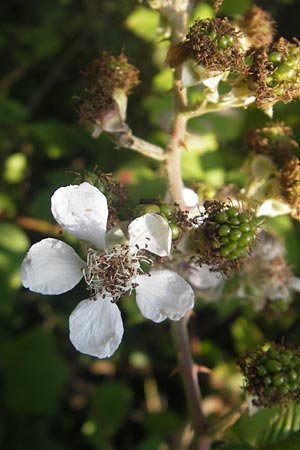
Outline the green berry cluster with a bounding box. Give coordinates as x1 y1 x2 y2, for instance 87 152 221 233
208 206 258 260
267 44 300 95
239 343 300 407
207 29 235 49
134 203 181 240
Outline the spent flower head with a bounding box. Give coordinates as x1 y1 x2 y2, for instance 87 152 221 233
248 38 300 114
238 5 275 49
167 17 246 74
76 51 139 135
21 182 194 359
244 122 300 219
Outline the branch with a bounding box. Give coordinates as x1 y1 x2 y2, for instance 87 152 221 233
115 126 166 161
172 314 210 450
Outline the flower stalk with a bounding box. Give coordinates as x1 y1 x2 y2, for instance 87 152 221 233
172 314 208 450
166 3 208 448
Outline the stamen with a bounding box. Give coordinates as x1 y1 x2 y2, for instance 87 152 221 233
82 245 151 301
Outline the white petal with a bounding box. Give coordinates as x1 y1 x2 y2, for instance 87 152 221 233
21 238 84 295
51 182 108 249
183 187 199 208
128 213 171 257
135 269 194 322
69 296 124 358
187 264 223 290
257 199 291 217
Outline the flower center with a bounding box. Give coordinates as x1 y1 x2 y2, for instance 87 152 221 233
83 245 145 301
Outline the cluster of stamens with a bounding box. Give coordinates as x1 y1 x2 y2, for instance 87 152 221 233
83 246 145 302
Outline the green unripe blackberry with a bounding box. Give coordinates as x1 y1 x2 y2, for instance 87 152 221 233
170 224 180 240
227 207 239 217
214 211 229 223
209 29 217 40
203 204 259 261
225 33 235 45
229 229 242 241
266 359 282 372
272 374 285 386
218 224 231 236
238 342 300 407
217 36 228 49
229 217 240 226
134 202 183 241
274 64 295 82
268 52 282 64
160 203 175 219
135 203 161 216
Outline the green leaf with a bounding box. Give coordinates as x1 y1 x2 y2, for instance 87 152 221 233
229 403 300 450
216 444 253 450
229 406 280 447
260 432 300 450
231 316 264 354
143 410 182 437
90 381 133 437
219 0 251 15
126 7 160 41
0 99 28 125
0 327 69 414
4 152 27 184
0 223 29 314
134 435 161 450
257 402 300 447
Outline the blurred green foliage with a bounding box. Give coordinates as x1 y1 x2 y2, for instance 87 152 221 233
1 0 300 449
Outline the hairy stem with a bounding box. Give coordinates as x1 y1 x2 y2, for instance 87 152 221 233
165 3 189 208
172 315 209 450
166 4 209 448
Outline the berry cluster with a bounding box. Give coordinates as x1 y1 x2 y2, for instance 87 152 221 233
267 44 300 95
208 206 257 260
239 343 300 407
134 203 181 240
206 29 235 50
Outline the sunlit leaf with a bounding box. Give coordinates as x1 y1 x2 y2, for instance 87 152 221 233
126 7 160 41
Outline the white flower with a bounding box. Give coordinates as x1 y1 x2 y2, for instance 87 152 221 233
21 182 194 359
